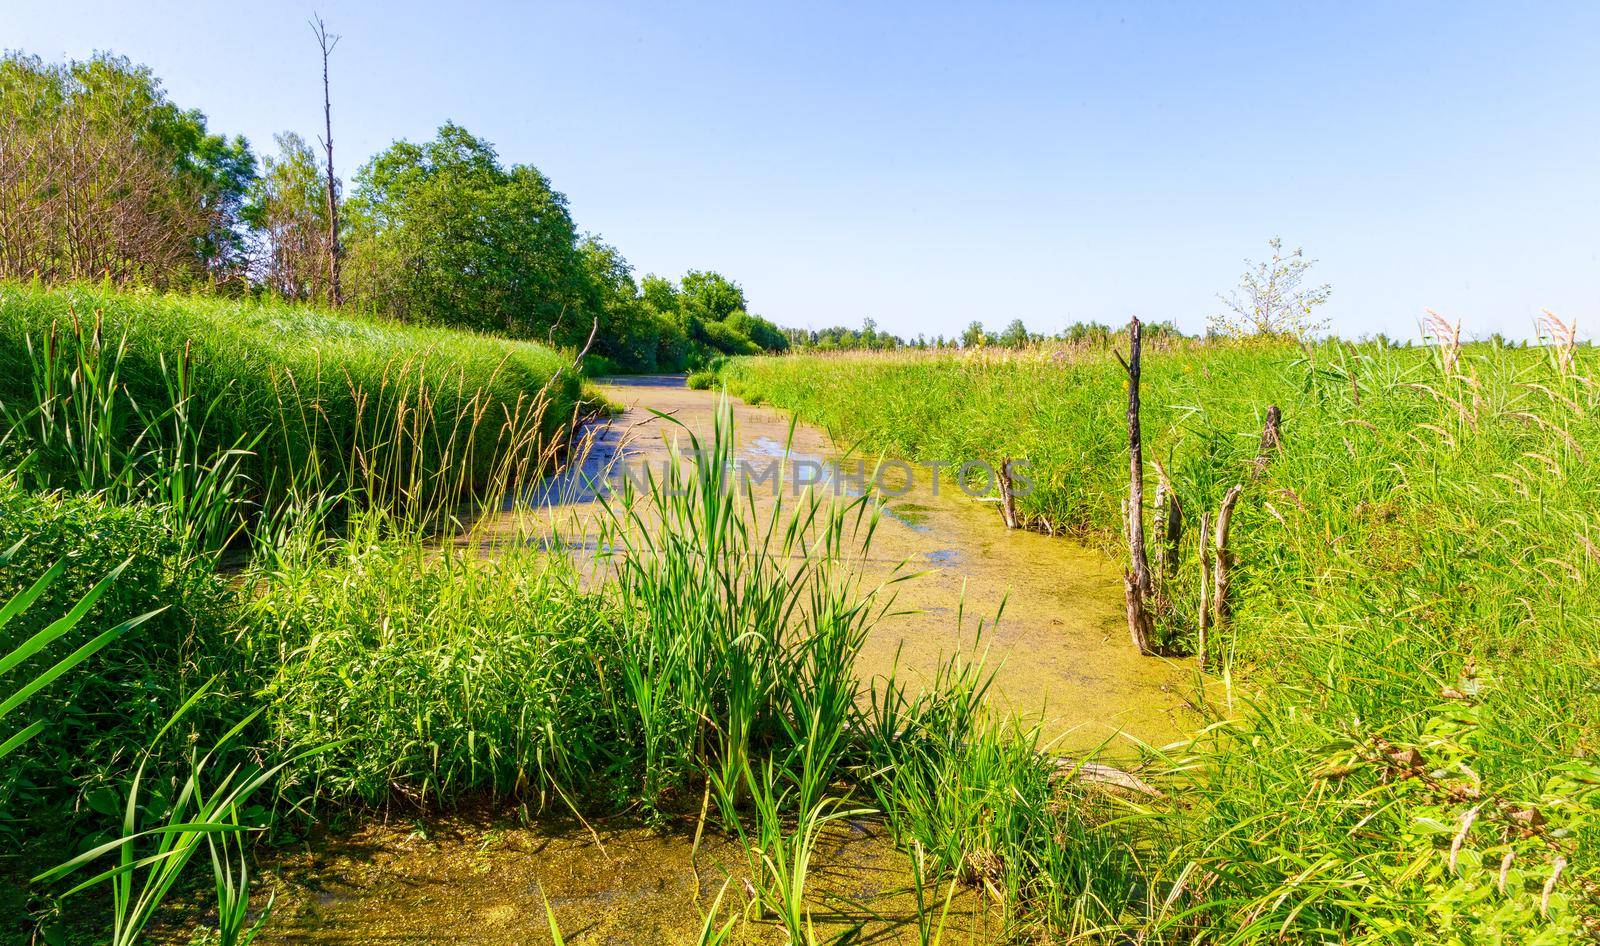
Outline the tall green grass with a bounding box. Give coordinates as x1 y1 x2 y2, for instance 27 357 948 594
0 281 587 844
15 281 1593 941
722 339 1600 940
1 283 591 942
0 282 585 528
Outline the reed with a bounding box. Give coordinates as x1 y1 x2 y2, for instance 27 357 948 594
721 331 1600 939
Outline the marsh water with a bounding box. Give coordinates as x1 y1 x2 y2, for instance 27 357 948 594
252 376 1191 945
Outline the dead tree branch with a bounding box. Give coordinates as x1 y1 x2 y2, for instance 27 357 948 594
998 458 1019 529
312 15 343 306
1151 459 1183 606
1250 405 1282 481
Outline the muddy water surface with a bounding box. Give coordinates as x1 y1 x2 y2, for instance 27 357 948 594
255 810 996 946
536 377 1192 750
255 376 1191 944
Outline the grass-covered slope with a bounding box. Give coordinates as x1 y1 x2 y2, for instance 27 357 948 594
0 283 589 889
0 283 585 517
723 342 1600 938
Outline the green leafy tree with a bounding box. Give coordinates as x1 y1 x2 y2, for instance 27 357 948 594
726 311 789 352
0 53 256 287
679 270 747 322
637 271 786 365
580 236 670 372
344 123 592 343
796 319 903 351
243 132 331 301
640 274 681 314
998 318 1030 348
961 321 988 348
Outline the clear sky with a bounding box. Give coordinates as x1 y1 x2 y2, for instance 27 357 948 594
6 1 1598 340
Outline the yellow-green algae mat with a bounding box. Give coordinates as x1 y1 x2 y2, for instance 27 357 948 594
247 809 998 944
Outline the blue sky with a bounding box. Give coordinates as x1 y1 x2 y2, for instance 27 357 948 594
6 1 1598 340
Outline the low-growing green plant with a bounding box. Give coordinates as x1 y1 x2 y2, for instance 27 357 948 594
0 481 234 860
34 683 293 946
730 754 870 943
0 551 160 770
245 537 627 809
865 641 1148 937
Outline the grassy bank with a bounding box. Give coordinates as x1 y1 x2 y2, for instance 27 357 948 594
0 285 594 941
0 283 585 531
721 340 1600 939
6 285 1597 943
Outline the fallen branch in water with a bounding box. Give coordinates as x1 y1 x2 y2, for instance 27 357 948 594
1054 756 1164 798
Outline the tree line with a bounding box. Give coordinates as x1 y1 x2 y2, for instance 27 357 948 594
788 317 1187 351
0 50 788 371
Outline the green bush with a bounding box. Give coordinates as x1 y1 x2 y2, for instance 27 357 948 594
0 479 231 838
580 353 619 378
244 540 634 809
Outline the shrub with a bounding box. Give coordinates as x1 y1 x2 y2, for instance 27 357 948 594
244 540 633 809
0 479 231 840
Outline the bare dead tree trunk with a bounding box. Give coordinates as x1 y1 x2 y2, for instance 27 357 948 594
1118 316 1157 655
1196 510 1211 668
313 16 343 306
1250 405 1282 481
998 458 1019 529
1211 484 1243 630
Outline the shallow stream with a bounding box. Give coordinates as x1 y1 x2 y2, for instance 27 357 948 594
252 376 1192 944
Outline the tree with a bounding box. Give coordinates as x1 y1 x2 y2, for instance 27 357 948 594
344 123 592 342
311 16 343 305
679 270 747 321
726 311 788 352
244 133 331 301
961 321 988 348
0 53 256 287
579 236 670 371
637 270 787 365
640 274 680 313
998 318 1030 348
1210 237 1332 340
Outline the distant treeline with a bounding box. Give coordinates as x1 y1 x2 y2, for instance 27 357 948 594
787 317 1187 351
0 52 787 372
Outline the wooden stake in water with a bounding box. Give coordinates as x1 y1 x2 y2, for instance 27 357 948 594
1117 316 1158 656
998 457 1019 529
1212 484 1244 630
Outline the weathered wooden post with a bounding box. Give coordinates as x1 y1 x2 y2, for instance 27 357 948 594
1250 405 1282 481
1151 461 1183 612
1211 484 1243 630
998 457 1019 529
1118 316 1157 655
